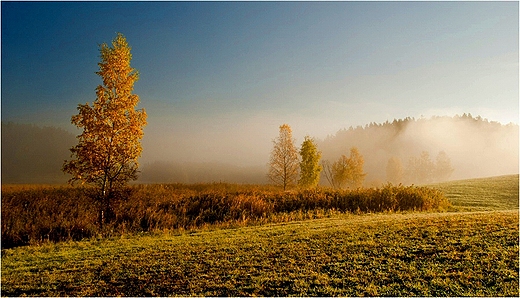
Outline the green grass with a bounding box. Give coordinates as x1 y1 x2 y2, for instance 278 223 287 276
1 175 519 296
431 174 519 211
2 211 518 296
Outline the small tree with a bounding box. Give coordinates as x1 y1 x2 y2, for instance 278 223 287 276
406 151 434 184
268 124 299 190
325 147 366 189
321 160 338 189
298 136 322 189
332 154 350 189
63 33 147 224
386 156 404 184
347 147 366 188
434 151 454 182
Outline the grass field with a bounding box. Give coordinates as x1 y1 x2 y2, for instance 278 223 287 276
431 174 519 211
1 175 519 296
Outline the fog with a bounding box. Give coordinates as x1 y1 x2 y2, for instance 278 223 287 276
2 114 518 185
317 115 518 184
399 117 518 180
137 114 518 185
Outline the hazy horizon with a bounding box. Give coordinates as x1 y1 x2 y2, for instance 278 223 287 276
2 2 518 173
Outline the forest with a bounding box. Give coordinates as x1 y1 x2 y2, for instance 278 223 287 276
2 114 518 186
318 114 519 184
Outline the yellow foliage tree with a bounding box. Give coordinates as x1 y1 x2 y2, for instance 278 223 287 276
298 136 322 189
268 124 299 190
332 154 350 189
347 147 366 188
325 147 366 189
63 33 147 221
386 156 404 185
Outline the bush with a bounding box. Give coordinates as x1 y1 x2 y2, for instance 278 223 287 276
1 183 450 248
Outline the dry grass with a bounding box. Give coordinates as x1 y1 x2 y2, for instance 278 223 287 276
2 183 449 248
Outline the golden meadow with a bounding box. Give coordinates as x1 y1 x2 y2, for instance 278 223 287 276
2 183 449 248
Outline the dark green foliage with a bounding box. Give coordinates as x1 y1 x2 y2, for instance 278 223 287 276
1 183 449 248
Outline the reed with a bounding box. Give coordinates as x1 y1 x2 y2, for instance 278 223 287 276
2 183 449 248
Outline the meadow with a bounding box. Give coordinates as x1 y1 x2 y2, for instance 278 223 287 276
1 182 449 249
1 175 518 296
431 175 519 211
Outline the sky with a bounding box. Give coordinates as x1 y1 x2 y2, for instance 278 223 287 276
1 1 519 167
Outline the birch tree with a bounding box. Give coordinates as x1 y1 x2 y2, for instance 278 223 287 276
268 124 299 190
324 147 366 189
63 33 147 224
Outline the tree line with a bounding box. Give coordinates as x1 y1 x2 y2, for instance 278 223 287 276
386 151 454 185
318 114 517 184
267 123 456 190
267 124 367 190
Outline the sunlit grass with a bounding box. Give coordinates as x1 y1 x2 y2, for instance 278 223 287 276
2 210 517 296
1 175 518 296
430 174 519 211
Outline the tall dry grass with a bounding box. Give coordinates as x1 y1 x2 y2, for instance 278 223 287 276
1 183 449 248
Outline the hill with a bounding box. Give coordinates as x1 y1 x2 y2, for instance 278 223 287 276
318 114 518 184
431 174 519 211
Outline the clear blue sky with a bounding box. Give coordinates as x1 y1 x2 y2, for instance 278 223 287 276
1 1 518 166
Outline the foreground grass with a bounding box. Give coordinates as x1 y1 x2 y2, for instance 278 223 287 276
2 210 518 296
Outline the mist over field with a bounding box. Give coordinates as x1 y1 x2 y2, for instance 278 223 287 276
2 2 518 186
318 115 518 184
2 114 517 185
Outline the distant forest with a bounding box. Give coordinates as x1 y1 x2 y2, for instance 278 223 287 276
2 114 518 185
1 122 76 184
317 114 518 185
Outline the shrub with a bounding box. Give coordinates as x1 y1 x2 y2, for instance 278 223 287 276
1 183 450 248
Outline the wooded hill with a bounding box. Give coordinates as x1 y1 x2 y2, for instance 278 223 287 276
318 114 518 185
